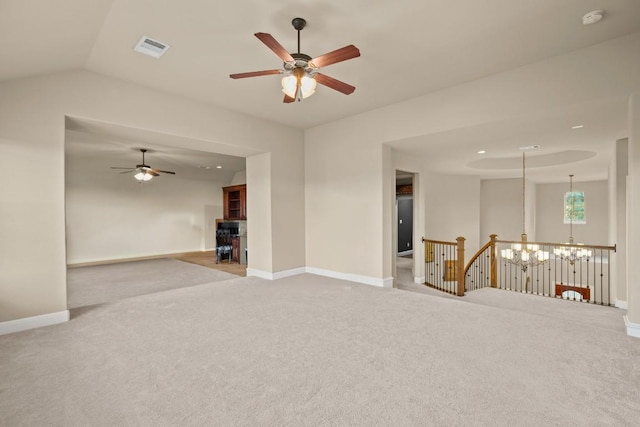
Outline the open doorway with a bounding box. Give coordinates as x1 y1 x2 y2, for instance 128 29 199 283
64 118 248 310
395 170 415 286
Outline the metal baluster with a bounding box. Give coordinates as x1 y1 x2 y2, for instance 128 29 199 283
607 250 611 305
599 249 604 305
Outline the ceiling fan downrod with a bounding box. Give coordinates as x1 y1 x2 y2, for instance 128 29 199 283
291 17 306 54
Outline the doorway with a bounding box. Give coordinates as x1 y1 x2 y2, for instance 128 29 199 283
395 170 415 286
397 197 413 255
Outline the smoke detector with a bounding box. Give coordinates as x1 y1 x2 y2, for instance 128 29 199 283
582 10 604 25
134 36 170 58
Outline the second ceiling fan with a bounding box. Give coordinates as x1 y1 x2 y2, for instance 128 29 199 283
110 149 175 182
230 17 360 103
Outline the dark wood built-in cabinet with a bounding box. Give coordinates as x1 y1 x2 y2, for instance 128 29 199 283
223 184 246 220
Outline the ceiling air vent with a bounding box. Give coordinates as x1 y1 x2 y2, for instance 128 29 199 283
134 36 170 59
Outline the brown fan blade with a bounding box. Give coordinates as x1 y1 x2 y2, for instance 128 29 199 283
119 170 135 174
111 167 134 170
255 32 294 62
283 94 295 103
310 45 360 68
314 73 356 95
148 168 175 175
230 69 282 79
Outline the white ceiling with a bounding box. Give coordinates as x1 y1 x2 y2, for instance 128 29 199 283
2 0 639 182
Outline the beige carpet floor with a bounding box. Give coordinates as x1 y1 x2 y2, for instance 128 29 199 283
2 273 639 426
67 258 238 309
395 255 459 299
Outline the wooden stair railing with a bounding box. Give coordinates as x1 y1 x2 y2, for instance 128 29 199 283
422 236 465 296
463 234 497 292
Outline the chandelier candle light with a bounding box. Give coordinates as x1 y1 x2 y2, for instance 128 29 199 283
501 152 550 272
553 174 592 264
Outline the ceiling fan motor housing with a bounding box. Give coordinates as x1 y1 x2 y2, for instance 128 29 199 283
285 53 316 75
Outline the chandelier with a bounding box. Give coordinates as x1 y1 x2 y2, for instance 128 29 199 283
553 174 592 264
501 152 550 272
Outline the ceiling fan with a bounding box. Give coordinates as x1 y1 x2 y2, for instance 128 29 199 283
110 149 176 182
230 17 360 103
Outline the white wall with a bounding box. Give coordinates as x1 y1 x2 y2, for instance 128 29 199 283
536 180 609 245
65 160 226 264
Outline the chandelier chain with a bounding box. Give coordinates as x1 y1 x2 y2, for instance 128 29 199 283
522 153 526 235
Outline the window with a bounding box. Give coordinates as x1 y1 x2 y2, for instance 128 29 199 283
564 191 586 224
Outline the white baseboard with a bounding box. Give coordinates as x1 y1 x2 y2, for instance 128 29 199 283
624 315 640 339
68 250 210 268
306 267 393 288
246 267 306 280
616 300 628 309
248 266 394 288
0 310 70 336
414 276 426 284
246 268 274 279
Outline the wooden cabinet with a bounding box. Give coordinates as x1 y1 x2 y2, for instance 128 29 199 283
223 184 246 220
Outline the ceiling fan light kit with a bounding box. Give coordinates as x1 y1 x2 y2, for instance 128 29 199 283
230 17 360 103
282 67 316 99
134 170 154 181
582 10 604 25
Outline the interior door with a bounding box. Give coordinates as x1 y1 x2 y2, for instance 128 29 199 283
397 197 413 253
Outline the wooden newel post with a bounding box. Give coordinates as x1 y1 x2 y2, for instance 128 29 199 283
490 234 498 288
456 236 465 296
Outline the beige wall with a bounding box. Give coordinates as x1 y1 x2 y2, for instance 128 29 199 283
229 170 247 185
627 91 640 326
246 153 272 274
614 139 628 305
270 147 306 273
3 32 640 332
0 70 304 322
305 126 385 281
481 179 523 242
424 174 481 257
536 180 609 245
304 33 640 286
65 154 226 264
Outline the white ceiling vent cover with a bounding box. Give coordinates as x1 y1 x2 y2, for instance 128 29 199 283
134 36 170 58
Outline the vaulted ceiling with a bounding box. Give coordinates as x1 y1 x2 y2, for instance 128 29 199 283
2 0 639 182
